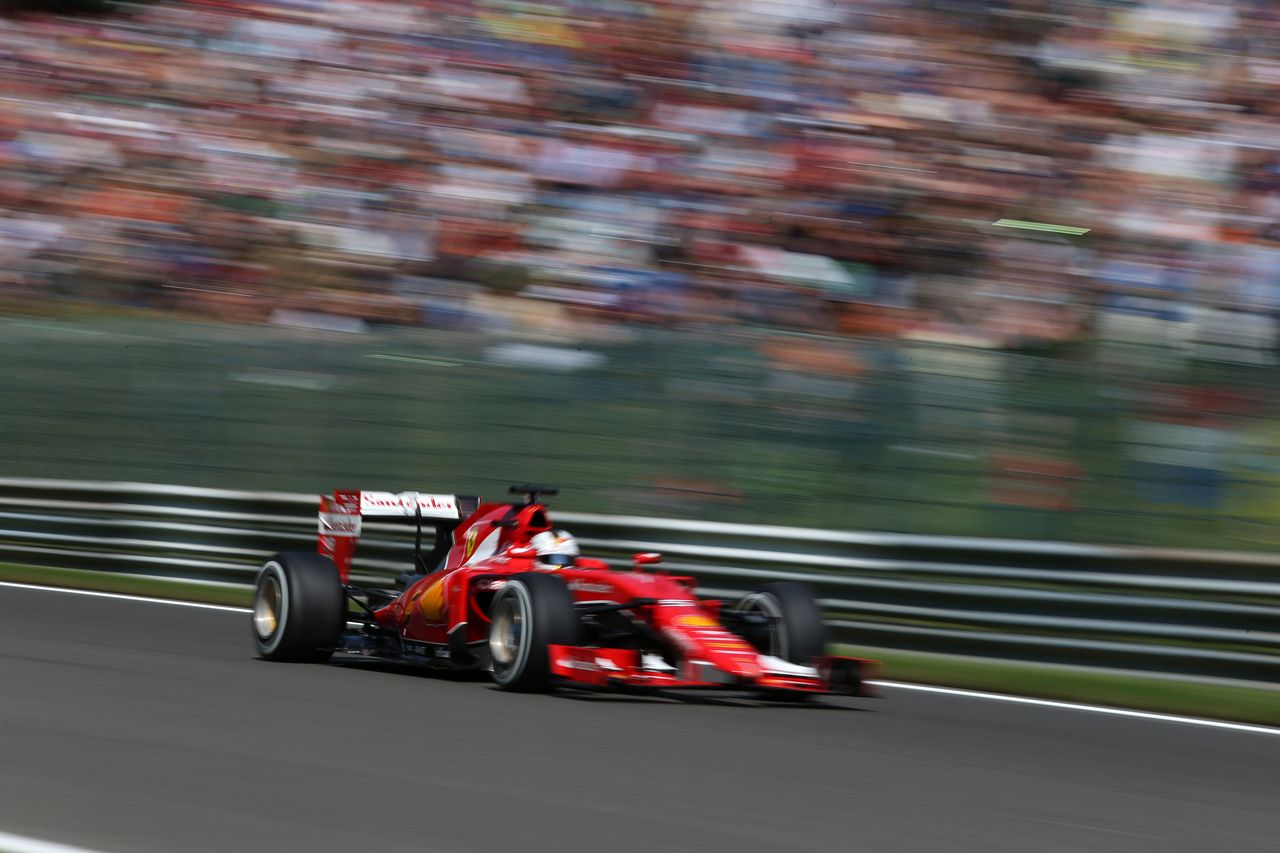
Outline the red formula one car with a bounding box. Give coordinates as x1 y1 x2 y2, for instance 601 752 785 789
251 485 877 698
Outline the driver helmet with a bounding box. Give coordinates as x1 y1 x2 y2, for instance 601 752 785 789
529 529 579 569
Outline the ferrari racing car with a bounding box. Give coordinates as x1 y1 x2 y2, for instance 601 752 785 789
251 485 877 697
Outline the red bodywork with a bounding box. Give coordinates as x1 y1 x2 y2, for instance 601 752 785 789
317 489 877 696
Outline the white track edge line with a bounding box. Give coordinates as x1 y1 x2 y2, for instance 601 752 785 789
0 830 114 853
4 581 1276 735
0 581 249 613
870 680 1280 736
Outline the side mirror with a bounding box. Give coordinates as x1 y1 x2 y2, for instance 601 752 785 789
508 545 537 559
632 552 662 570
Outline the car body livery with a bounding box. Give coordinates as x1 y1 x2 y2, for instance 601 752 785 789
252 485 877 697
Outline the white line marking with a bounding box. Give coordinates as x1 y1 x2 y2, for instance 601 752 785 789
366 353 459 367
3 582 1277 735
871 680 1280 736
0 581 249 613
0 830 115 853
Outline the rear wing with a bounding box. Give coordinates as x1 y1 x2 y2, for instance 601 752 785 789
318 489 482 583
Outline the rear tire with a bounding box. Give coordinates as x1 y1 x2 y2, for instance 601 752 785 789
252 552 344 662
733 581 826 664
488 573 581 692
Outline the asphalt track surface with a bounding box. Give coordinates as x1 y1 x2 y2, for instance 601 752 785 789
1 586 1277 853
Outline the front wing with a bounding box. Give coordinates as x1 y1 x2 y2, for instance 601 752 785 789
548 646 879 697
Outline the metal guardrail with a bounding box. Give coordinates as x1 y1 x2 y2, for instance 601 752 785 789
0 478 1276 682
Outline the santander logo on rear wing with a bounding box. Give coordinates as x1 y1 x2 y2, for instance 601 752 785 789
356 491 462 519
319 490 466 531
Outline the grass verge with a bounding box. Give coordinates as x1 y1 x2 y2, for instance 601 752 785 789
841 644 1280 728
0 563 251 608
2 564 1275 727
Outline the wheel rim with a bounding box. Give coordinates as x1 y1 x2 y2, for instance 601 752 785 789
489 592 525 674
254 572 282 641
739 593 786 660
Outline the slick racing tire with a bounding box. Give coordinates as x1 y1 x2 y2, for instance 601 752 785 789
733 581 826 664
252 552 344 663
488 573 581 692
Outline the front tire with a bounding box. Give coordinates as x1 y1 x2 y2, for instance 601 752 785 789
733 581 826 664
252 552 344 662
488 573 581 692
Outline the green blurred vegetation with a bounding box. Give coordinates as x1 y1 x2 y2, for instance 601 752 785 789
0 563 250 606
1 315 1278 549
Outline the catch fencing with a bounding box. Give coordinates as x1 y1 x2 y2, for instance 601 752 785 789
5 318 1280 551
0 478 1276 682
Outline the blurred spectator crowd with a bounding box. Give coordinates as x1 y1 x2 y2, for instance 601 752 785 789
3 0 1280 353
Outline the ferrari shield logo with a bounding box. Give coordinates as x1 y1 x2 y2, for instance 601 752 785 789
463 527 480 561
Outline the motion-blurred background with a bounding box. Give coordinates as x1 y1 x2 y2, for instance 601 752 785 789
2 0 1278 548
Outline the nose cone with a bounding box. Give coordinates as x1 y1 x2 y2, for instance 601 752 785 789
716 648 763 680
666 623 763 680
683 646 762 684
